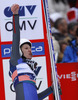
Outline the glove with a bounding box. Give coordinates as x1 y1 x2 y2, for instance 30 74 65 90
51 83 62 95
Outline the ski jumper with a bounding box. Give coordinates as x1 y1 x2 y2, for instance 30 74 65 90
9 14 53 100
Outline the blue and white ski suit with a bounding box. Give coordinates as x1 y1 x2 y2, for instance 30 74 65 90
9 14 53 100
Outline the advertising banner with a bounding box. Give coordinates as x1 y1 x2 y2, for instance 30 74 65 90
57 63 78 100
0 0 44 42
0 0 52 100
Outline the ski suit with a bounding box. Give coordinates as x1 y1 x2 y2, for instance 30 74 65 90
9 14 53 100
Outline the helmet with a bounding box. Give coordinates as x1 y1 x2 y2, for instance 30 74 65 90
20 38 32 48
19 38 32 56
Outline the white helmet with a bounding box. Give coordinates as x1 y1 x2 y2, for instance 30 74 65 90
20 38 32 48
19 38 32 56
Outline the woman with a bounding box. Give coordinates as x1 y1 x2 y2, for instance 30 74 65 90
62 28 78 63
9 4 53 100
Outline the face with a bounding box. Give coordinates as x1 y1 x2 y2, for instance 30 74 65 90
61 44 67 53
71 25 78 36
21 44 32 59
59 19 68 34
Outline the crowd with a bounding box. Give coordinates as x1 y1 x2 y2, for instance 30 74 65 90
48 0 78 63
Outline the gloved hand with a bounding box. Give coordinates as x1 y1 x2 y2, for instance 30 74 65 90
51 83 62 95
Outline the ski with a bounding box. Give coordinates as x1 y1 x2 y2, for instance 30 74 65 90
42 0 61 100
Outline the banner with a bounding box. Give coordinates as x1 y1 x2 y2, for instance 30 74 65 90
0 0 44 41
57 63 78 100
0 0 52 100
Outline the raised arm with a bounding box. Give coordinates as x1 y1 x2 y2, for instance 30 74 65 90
10 4 20 66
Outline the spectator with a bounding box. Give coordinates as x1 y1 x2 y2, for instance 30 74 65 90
51 36 60 63
52 18 68 41
62 28 78 63
68 22 78 39
58 40 68 63
50 17 60 63
50 12 63 34
52 36 60 53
